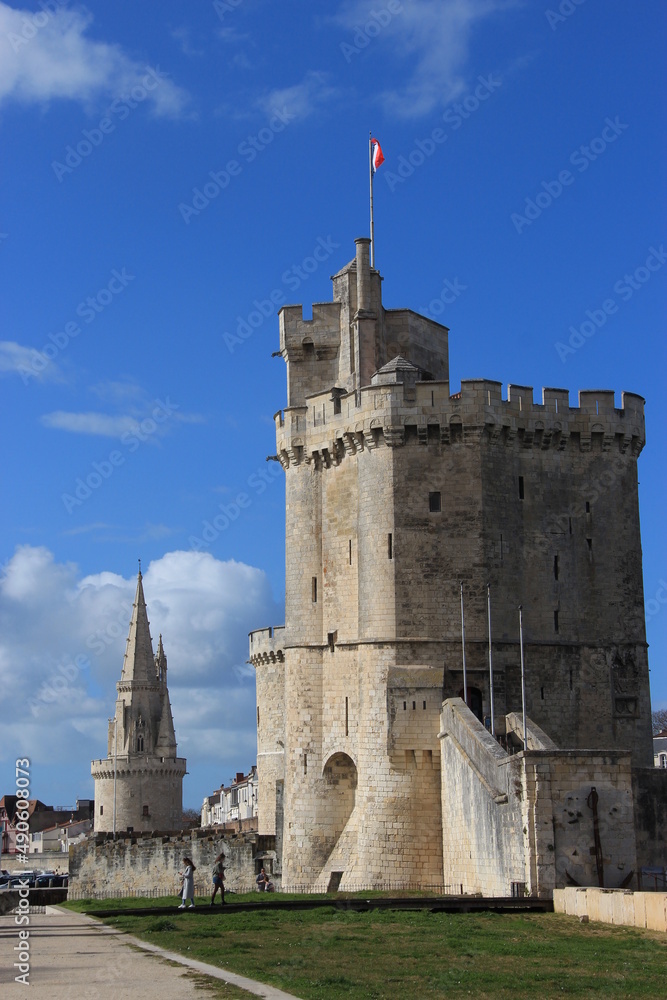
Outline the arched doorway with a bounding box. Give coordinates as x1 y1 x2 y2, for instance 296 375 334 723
459 686 484 723
323 752 357 844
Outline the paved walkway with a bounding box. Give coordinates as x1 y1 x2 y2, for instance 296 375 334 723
0 905 300 999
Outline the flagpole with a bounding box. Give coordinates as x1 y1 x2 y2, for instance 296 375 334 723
519 605 527 751
369 131 375 269
460 581 468 706
487 583 495 737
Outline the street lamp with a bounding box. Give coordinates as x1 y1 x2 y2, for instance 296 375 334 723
110 715 118 838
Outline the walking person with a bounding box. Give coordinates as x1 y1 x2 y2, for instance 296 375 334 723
211 852 226 905
178 856 196 909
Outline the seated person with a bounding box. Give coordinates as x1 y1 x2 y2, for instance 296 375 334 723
256 867 274 891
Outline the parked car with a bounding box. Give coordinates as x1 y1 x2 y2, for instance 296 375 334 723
35 873 68 888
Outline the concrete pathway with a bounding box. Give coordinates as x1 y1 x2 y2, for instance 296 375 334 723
0 905 301 999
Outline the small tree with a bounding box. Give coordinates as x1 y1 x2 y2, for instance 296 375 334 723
651 709 667 735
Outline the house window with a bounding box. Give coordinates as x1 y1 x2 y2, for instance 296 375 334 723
100 805 103 815
137 735 144 752
585 501 591 513
518 476 525 500
142 805 149 817
586 538 593 551
388 533 393 559
554 555 559 580
660 754 667 768
312 577 318 603
429 491 441 513
554 610 559 632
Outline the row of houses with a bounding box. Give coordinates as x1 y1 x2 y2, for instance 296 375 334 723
1 797 93 863
201 766 258 832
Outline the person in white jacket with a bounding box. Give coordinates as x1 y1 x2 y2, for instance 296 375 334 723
178 857 196 908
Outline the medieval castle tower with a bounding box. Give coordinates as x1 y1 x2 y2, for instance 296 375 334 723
249 237 658 895
92 571 186 832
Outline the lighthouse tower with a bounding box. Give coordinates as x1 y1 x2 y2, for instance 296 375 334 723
92 571 186 832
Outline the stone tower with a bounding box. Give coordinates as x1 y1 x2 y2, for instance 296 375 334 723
249 238 653 892
92 571 186 833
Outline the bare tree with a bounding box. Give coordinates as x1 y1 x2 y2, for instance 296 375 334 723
182 807 201 829
652 709 667 735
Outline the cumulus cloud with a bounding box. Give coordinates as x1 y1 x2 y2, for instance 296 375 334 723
0 2 189 116
0 546 282 806
334 0 514 117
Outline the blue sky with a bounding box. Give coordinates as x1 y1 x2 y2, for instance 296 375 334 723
0 0 665 812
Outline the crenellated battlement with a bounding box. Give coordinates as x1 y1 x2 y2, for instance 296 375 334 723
279 302 342 355
273 377 645 468
248 625 285 666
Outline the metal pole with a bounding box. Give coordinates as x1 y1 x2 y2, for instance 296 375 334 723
460 582 467 705
487 583 495 736
112 716 117 838
519 606 527 750
369 132 375 269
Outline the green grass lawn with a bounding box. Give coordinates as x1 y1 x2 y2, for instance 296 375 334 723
62 896 667 999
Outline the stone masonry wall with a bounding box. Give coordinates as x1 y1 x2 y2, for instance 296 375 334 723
440 698 638 897
69 830 276 898
631 766 667 870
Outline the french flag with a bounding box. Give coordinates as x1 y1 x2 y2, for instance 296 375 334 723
371 138 385 172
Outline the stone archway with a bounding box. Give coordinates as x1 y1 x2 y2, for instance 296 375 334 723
322 752 357 845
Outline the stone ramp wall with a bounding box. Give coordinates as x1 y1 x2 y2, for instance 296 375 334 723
440 699 638 897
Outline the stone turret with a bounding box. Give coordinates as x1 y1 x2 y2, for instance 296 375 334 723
92 571 186 833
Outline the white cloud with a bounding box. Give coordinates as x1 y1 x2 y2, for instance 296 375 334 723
0 339 63 380
335 0 514 117
41 410 144 437
0 546 282 807
0 2 189 117
40 387 205 438
258 70 339 121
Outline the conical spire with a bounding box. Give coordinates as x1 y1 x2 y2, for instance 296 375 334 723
156 682 177 753
120 570 156 684
155 633 167 683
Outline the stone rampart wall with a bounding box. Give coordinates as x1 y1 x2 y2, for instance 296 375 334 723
69 830 276 898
